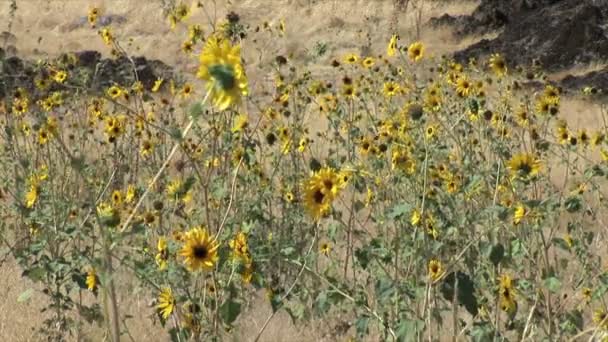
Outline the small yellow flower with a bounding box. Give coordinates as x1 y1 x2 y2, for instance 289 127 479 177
407 42 424 62
320 242 331 256
428 259 444 282
86 268 98 291
387 34 398 57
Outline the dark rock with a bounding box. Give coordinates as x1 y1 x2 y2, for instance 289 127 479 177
1 50 173 98
561 67 608 93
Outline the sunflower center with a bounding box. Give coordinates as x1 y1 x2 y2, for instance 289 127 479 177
193 245 208 259
518 163 532 175
209 64 236 91
313 189 325 204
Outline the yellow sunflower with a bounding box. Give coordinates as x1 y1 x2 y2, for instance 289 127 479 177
383 81 400 98
455 76 473 97
157 287 176 320
387 34 398 57
488 53 507 77
303 167 341 220
155 237 169 270
343 53 359 64
179 226 219 272
86 268 98 291
428 258 444 282
197 36 248 110
407 41 424 62
507 152 542 179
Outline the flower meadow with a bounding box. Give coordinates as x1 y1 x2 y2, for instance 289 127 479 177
3 2 608 341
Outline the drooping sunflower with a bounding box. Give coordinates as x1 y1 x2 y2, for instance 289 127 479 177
179 226 219 272
407 41 424 62
488 53 507 77
155 237 169 270
197 36 248 110
387 34 398 57
507 152 542 179
86 268 98 291
157 287 176 320
229 231 250 261
513 203 526 225
499 274 517 317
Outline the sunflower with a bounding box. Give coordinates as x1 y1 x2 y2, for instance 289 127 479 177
156 237 169 270
343 53 359 64
229 231 250 261
53 70 68 83
24 185 39 209
182 40 194 55
181 83 194 98
507 152 542 179
88 7 99 27
361 57 375 69
514 104 530 127
179 226 219 272
107 85 123 99
407 41 424 62
428 259 443 282
111 190 123 207
197 36 248 110
320 242 331 256
488 53 507 77
513 203 526 225
425 124 438 140
582 287 592 304
232 114 249 133
499 275 518 318
303 167 341 220
141 140 154 157
38 129 50 145
157 287 176 320
391 148 416 174
86 268 98 291
341 84 356 98
99 27 113 46
535 95 559 116
383 81 400 98
387 34 398 57
578 129 590 147
455 76 472 97
12 99 28 116
594 309 608 330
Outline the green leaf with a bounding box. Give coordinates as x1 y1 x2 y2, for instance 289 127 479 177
22 266 46 282
17 288 34 302
219 299 241 326
355 315 369 338
309 158 322 172
189 102 204 120
440 271 478 316
489 243 505 266
544 276 562 293
564 196 582 213
388 203 410 220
